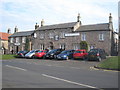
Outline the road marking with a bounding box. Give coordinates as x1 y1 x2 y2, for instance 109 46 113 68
5 65 27 71
42 74 98 89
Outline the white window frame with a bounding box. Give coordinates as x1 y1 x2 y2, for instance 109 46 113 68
59 43 65 50
40 44 44 50
99 33 104 41
49 33 54 39
60 32 65 39
73 43 80 50
16 37 19 43
81 33 86 41
10 38 13 43
22 37 26 43
40 33 44 39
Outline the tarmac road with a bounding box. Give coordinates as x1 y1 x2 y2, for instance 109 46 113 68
2 59 119 89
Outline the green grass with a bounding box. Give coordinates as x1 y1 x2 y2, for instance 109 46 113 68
0 54 17 60
97 56 119 70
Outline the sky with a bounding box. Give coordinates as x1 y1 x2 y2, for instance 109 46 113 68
0 0 119 33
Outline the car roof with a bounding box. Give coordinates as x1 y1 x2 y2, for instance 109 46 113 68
76 49 86 51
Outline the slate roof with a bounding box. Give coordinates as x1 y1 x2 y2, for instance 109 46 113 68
76 23 110 32
38 22 77 30
0 32 12 40
9 31 34 37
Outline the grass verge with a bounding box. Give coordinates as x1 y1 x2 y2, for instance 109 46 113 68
97 56 119 70
0 54 17 60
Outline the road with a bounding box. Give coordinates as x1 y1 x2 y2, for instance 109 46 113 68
2 58 118 89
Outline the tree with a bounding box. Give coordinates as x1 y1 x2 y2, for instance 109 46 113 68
25 37 30 51
80 41 88 51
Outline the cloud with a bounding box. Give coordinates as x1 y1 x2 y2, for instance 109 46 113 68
0 0 119 33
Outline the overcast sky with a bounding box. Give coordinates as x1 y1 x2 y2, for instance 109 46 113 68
0 0 119 33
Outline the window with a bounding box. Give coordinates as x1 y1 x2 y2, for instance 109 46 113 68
34 33 37 38
10 38 13 43
81 33 86 41
99 33 104 41
73 43 80 50
60 32 65 39
16 37 19 43
40 44 44 50
59 43 65 50
54 35 59 41
40 33 44 39
49 33 54 39
22 37 26 43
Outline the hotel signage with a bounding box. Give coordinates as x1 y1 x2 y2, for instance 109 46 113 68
65 33 80 37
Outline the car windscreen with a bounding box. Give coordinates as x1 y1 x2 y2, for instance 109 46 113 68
74 51 82 53
38 51 43 53
89 49 98 53
29 50 35 53
61 50 68 54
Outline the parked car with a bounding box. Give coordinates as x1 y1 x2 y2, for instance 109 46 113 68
25 50 40 58
87 48 106 61
16 50 29 58
45 49 63 59
34 50 48 58
73 49 88 60
56 50 75 60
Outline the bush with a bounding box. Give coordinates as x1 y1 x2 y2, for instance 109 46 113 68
80 41 88 51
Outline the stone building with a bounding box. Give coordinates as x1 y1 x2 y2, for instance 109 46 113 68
33 13 116 56
8 26 34 54
0 29 12 54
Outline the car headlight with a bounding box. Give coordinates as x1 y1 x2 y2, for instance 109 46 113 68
63 55 67 57
51 53 54 55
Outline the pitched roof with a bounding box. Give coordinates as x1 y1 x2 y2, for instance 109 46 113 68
0 32 12 40
76 23 110 32
9 31 34 37
38 22 77 30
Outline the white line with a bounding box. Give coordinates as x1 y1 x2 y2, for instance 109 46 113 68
42 74 97 89
5 65 27 71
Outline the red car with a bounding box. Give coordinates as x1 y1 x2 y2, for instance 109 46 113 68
34 50 48 58
73 49 88 60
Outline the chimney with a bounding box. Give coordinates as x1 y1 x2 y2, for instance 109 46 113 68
35 23 39 30
109 13 113 30
14 26 18 33
77 13 82 25
109 13 112 23
41 19 44 27
7 28 11 34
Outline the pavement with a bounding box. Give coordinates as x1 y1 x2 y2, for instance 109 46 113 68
2 58 119 89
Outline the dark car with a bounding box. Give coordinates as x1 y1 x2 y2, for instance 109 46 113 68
17 51 29 58
45 49 63 59
87 48 106 61
56 50 75 60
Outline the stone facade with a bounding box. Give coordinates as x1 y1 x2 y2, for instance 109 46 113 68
8 31 34 54
8 13 117 56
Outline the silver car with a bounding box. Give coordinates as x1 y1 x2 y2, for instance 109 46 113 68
25 50 39 58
